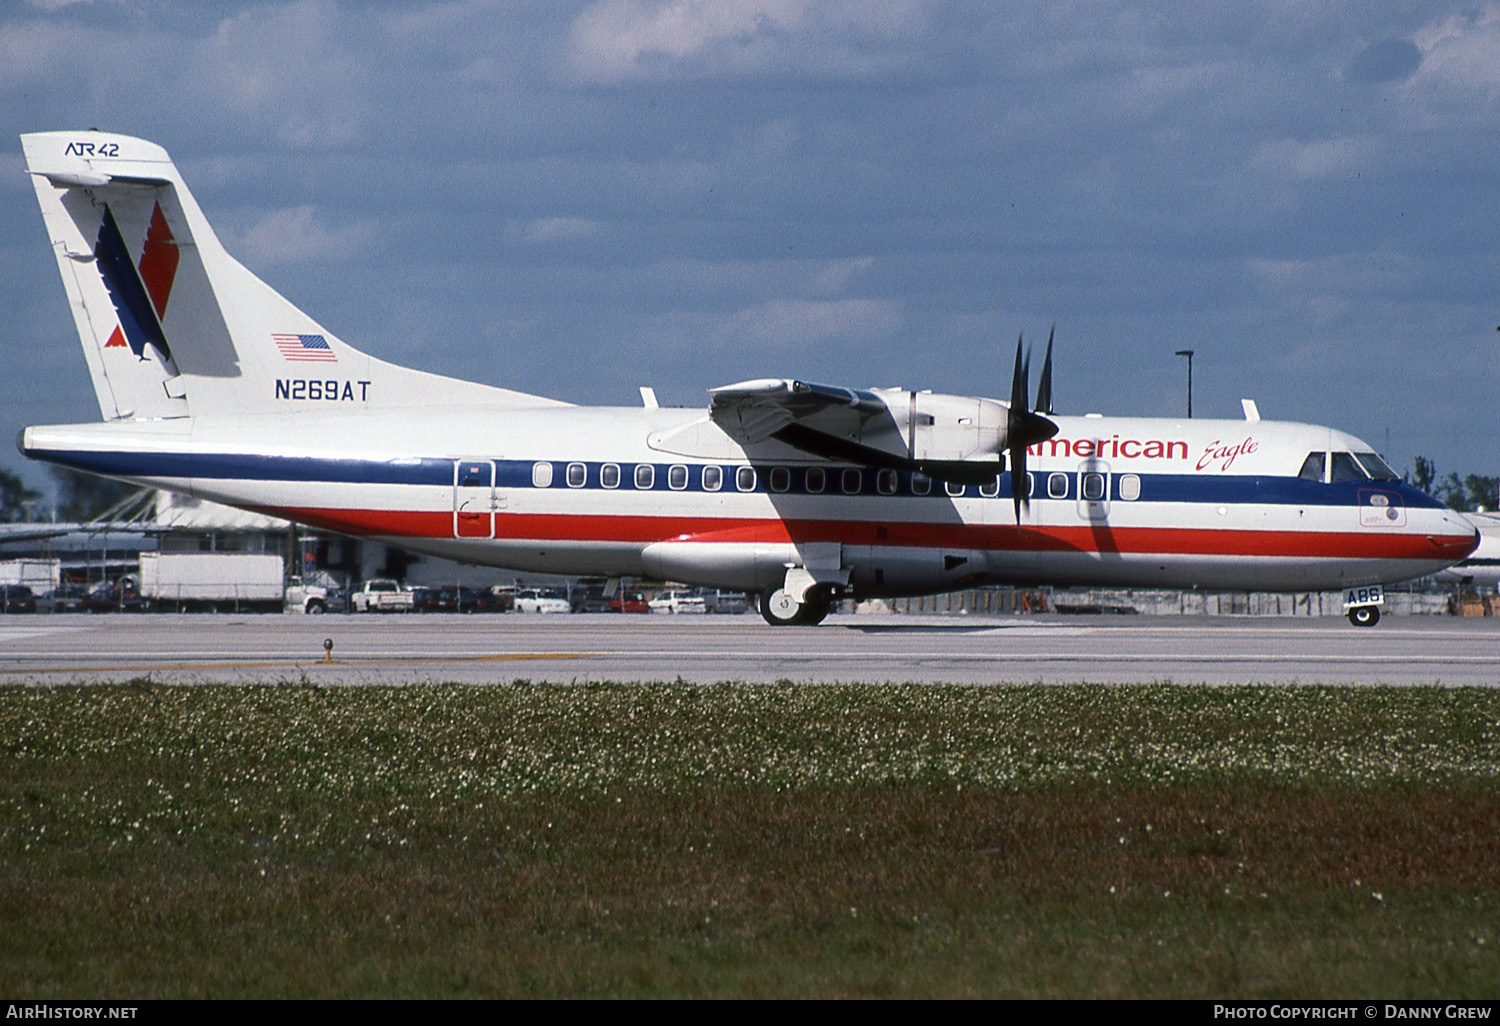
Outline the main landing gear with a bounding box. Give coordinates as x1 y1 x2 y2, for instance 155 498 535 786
1346 605 1380 627
759 585 833 626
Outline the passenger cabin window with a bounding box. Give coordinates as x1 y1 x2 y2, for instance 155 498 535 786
805 467 826 493
1047 472 1068 499
668 465 688 490
1119 474 1141 501
1298 452 1326 482
702 465 722 491
566 462 586 488
877 469 898 495
945 480 965 497
532 462 554 488
910 472 931 496
979 476 1000 498
635 464 654 489
842 469 862 494
736 467 756 492
601 463 620 488
1082 472 1106 501
769 467 790 493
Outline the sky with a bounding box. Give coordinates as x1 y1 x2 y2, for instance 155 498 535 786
2 0 1497 503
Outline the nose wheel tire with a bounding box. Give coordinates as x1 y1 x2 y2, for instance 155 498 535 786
1347 605 1380 627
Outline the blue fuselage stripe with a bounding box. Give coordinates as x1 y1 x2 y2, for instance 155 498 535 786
35 449 1447 509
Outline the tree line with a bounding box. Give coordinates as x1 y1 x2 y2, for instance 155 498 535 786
0 467 143 523
1406 458 1499 514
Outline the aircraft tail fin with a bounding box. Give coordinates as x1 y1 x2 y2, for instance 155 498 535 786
22 130 563 421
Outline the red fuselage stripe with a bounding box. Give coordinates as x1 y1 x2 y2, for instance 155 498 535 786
258 506 1473 561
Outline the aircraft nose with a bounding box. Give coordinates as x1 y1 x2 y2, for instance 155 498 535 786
1431 512 1481 561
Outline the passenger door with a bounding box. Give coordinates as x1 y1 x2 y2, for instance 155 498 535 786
453 459 496 539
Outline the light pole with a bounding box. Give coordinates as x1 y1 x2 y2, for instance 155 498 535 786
1174 349 1194 418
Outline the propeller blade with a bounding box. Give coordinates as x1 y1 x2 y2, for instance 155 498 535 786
1009 335 1031 522
1009 333 1028 413
1039 324 1054 411
1007 331 1060 523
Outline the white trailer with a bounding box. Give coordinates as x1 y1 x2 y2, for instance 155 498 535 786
0 558 61 591
137 552 285 611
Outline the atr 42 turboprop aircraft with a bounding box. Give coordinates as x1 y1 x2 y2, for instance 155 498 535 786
16 131 1479 626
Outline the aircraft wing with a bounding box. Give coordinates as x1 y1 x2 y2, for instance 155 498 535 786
709 378 889 444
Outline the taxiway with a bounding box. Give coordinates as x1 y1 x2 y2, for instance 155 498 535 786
1 612 1496 685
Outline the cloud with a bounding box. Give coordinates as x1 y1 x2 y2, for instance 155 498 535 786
1345 38 1422 84
567 0 928 83
808 256 874 296
1398 6 1500 127
191 1 374 148
1243 250 1422 323
510 217 605 244
651 297 903 353
225 205 377 267
1248 136 1374 181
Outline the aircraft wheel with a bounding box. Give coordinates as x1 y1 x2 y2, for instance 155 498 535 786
1347 605 1380 627
759 588 805 626
799 587 833 626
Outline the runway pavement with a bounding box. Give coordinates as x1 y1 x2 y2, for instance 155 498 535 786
2 611 1497 685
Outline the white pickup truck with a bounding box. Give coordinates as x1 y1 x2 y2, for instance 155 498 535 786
350 579 414 613
283 576 331 614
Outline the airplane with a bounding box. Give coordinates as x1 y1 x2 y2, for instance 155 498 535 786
1433 512 1500 592
14 130 1480 627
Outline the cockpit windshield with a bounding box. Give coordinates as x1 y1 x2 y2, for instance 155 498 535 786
1324 450 1401 483
1351 451 1400 481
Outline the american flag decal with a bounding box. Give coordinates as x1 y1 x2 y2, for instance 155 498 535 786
272 333 337 362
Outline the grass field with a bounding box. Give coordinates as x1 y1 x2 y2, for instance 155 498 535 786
2 681 1497 998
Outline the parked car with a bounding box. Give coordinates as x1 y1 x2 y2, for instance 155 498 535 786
423 585 500 613
40 583 90 613
610 591 649 614
648 590 707 614
488 585 516 613
570 577 612 613
0 584 38 613
514 588 570 614
701 589 750 614
82 579 146 613
574 591 617 613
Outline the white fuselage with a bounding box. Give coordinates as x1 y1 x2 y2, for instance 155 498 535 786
21 405 1479 598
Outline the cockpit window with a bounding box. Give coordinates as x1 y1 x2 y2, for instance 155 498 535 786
1352 451 1400 481
1328 451 1400 483
1298 452 1325 482
1329 452 1365 483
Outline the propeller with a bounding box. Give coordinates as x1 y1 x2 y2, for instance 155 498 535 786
1007 331 1060 523
1036 324 1055 415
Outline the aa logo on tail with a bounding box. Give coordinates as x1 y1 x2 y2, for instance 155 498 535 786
96 202 178 363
